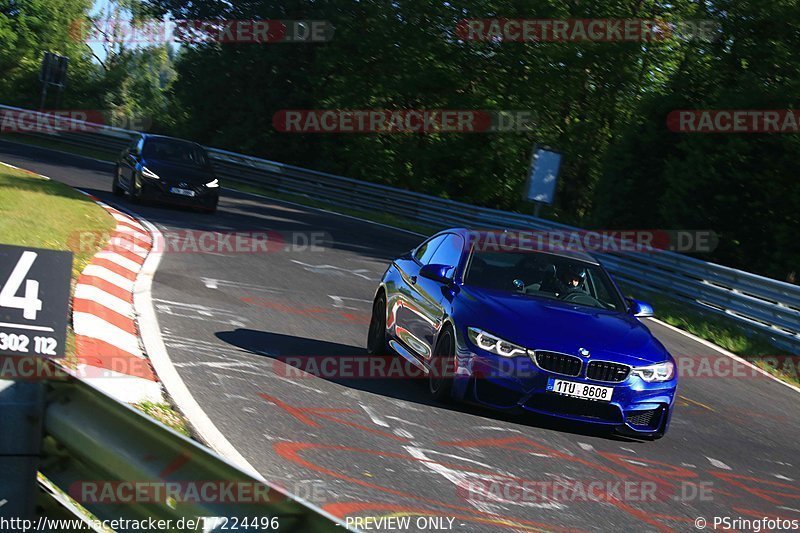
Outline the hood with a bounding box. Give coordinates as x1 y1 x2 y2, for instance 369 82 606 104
458 286 670 366
142 158 214 185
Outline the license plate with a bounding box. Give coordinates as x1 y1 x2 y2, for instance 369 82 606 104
547 378 613 401
170 187 195 197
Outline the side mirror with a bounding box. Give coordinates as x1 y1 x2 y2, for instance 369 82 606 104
627 298 654 317
419 263 453 284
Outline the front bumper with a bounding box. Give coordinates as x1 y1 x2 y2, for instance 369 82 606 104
141 179 219 208
456 347 676 436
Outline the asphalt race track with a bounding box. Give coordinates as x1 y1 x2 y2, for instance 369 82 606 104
2 139 799 532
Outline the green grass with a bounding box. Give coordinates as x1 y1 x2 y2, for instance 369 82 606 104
0 164 196 433
0 164 115 278
134 400 192 436
0 164 115 366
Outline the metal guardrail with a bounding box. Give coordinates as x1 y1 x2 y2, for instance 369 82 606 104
0 364 343 531
1 104 798 351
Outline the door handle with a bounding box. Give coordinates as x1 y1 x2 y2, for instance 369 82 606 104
409 275 417 285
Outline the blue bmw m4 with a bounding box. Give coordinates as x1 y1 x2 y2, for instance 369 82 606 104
366 228 677 439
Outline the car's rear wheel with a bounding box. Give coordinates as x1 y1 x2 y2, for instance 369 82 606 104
366 293 387 355
429 326 455 401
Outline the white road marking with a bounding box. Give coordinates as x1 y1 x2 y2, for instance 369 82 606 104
360 404 390 427
328 295 371 310
393 428 414 439
680 463 697 469
404 446 563 511
74 364 162 403
72 312 142 356
111 212 137 224
74 284 135 318
115 225 151 242
577 442 594 452
131 213 268 481
95 251 142 272
291 260 375 280
474 426 523 434
385 416 430 430
773 474 794 481
81 264 135 291
706 457 732 470
154 299 247 327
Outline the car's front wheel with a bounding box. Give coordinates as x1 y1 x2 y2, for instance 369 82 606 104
366 292 387 355
429 326 455 401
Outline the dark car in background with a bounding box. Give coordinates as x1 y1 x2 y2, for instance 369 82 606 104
113 134 220 213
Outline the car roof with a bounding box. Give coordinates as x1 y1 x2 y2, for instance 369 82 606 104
438 227 601 265
142 133 204 147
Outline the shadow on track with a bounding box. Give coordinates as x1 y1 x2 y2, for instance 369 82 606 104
216 328 641 443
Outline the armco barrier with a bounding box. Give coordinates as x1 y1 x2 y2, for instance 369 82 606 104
0 363 343 531
1 104 798 351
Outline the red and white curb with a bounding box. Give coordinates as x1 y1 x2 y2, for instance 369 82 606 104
72 195 163 403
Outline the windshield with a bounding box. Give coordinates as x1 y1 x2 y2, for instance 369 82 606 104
465 250 625 311
143 139 210 167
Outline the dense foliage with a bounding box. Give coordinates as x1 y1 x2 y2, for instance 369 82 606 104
1 0 798 281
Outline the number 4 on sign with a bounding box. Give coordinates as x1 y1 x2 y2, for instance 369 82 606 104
0 251 43 320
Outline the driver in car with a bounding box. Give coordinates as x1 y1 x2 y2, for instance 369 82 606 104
556 268 585 297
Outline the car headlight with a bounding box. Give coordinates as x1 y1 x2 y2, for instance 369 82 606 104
205 178 219 188
467 327 526 357
632 361 675 382
141 166 160 180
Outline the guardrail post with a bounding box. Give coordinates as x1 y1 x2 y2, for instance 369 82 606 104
0 375 45 520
